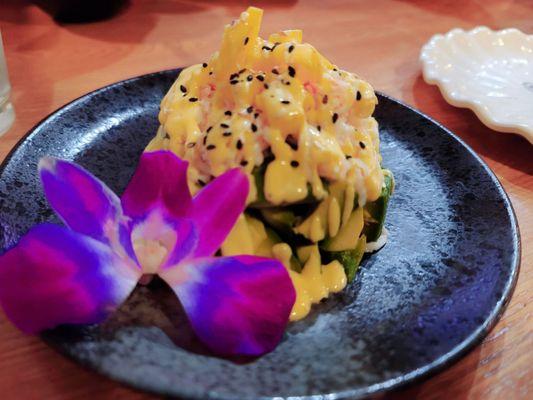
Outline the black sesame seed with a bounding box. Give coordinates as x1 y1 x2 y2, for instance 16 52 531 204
230 73 239 80
288 44 294 53
285 134 298 150
220 123 229 128
164 133 170 139
281 100 290 104
202 63 208 68
288 66 296 77
356 91 362 101
251 123 257 132
359 141 366 149
254 112 259 118
285 81 291 86
264 83 269 89
209 71 213 75
189 97 198 102
333 68 338 72
244 37 249 45
262 46 272 51
290 160 299 168
180 85 187 93
240 160 249 166
206 144 216 150
187 142 196 148
272 68 279 75
197 179 206 187
346 155 352 159
203 136 207 145
236 140 243 150
322 95 328 104
238 68 246 74
247 75 253 81
332 113 338 123
223 131 232 137
317 125 321 131
256 75 265 81
230 80 239 85
206 126 213 133
246 106 254 113
224 110 232 116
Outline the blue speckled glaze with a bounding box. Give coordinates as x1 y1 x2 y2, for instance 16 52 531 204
0 70 520 399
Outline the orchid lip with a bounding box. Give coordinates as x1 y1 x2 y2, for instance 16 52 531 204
129 208 192 274
133 238 170 273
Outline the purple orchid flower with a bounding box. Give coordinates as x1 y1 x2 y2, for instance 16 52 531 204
0 151 295 356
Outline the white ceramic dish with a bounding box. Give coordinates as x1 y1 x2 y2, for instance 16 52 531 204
420 26 533 144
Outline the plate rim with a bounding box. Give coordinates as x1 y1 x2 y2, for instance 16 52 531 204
0 69 521 400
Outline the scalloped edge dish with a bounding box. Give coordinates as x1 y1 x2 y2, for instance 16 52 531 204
420 26 533 144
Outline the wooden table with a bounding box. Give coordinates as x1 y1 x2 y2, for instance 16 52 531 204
0 1 531 398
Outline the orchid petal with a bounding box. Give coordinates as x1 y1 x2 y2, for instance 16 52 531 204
160 255 295 356
0 224 140 333
39 157 136 262
121 151 192 221
190 169 249 257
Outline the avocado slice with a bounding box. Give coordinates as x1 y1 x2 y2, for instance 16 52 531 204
250 164 268 207
362 170 394 242
249 164 325 208
263 226 303 272
259 207 313 248
289 253 303 273
322 206 364 252
260 208 297 232
322 235 366 282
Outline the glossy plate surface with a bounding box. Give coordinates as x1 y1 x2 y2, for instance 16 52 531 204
0 70 520 399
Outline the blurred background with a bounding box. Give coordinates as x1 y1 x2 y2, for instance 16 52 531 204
1 1 532 161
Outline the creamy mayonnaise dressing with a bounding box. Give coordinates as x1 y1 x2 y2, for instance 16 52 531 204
146 7 386 320
221 214 347 321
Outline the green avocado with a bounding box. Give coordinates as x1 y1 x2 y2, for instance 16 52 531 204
249 164 324 208
263 226 303 272
260 208 297 232
322 235 366 283
362 170 394 242
259 207 313 248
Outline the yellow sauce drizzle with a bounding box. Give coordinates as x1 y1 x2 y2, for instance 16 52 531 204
146 6 384 204
222 214 347 320
287 246 346 321
145 7 388 321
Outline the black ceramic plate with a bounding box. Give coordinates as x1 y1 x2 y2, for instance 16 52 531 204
0 70 520 399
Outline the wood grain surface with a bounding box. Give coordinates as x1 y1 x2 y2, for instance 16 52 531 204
0 1 531 399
